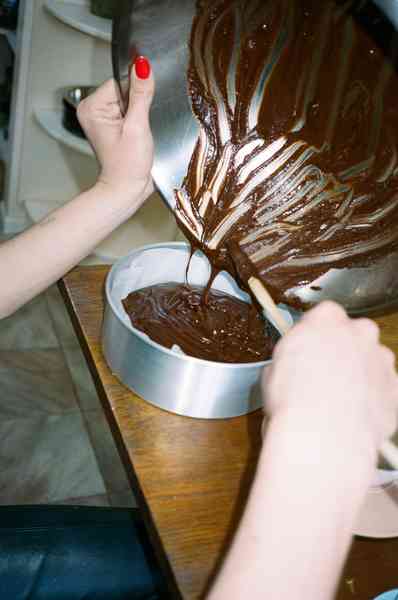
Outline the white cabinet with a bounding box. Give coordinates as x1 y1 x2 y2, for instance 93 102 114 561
0 0 178 262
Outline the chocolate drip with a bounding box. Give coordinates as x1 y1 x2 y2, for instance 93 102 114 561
175 0 398 307
122 283 275 363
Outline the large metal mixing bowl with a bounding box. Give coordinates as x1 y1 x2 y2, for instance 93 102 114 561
112 1 398 316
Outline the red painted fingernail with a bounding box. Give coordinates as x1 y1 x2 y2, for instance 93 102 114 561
135 56 151 80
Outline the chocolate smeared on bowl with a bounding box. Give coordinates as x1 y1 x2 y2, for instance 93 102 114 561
122 0 398 362
175 0 398 307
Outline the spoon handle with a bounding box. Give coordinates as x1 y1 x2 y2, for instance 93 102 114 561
248 276 291 336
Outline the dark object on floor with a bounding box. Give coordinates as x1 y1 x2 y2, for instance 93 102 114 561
0 0 19 30
0 505 168 599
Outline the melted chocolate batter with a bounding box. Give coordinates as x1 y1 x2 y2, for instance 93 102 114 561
175 0 398 306
122 283 274 363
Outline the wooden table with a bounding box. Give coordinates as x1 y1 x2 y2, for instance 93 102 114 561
60 266 398 600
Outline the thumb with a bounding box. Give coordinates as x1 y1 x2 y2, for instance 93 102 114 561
126 56 155 126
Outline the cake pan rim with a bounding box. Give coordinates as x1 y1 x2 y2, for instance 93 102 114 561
105 241 272 369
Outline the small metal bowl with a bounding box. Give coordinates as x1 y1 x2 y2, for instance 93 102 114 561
61 86 96 139
102 242 294 419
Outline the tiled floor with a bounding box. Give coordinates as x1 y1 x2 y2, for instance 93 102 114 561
0 285 136 508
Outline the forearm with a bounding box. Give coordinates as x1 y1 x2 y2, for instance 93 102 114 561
0 181 150 317
208 414 376 600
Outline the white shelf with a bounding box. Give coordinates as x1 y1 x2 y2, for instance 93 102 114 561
44 1 111 42
0 28 17 53
34 108 93 157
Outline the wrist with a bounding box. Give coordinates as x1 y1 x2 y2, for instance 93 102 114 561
95 176 154 209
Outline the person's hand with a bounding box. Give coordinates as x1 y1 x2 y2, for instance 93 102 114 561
77 56 155 204
263 301 398 458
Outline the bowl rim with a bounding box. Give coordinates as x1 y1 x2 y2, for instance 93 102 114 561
105 241 273 369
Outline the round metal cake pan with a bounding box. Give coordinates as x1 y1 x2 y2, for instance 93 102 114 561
102 242 290 419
